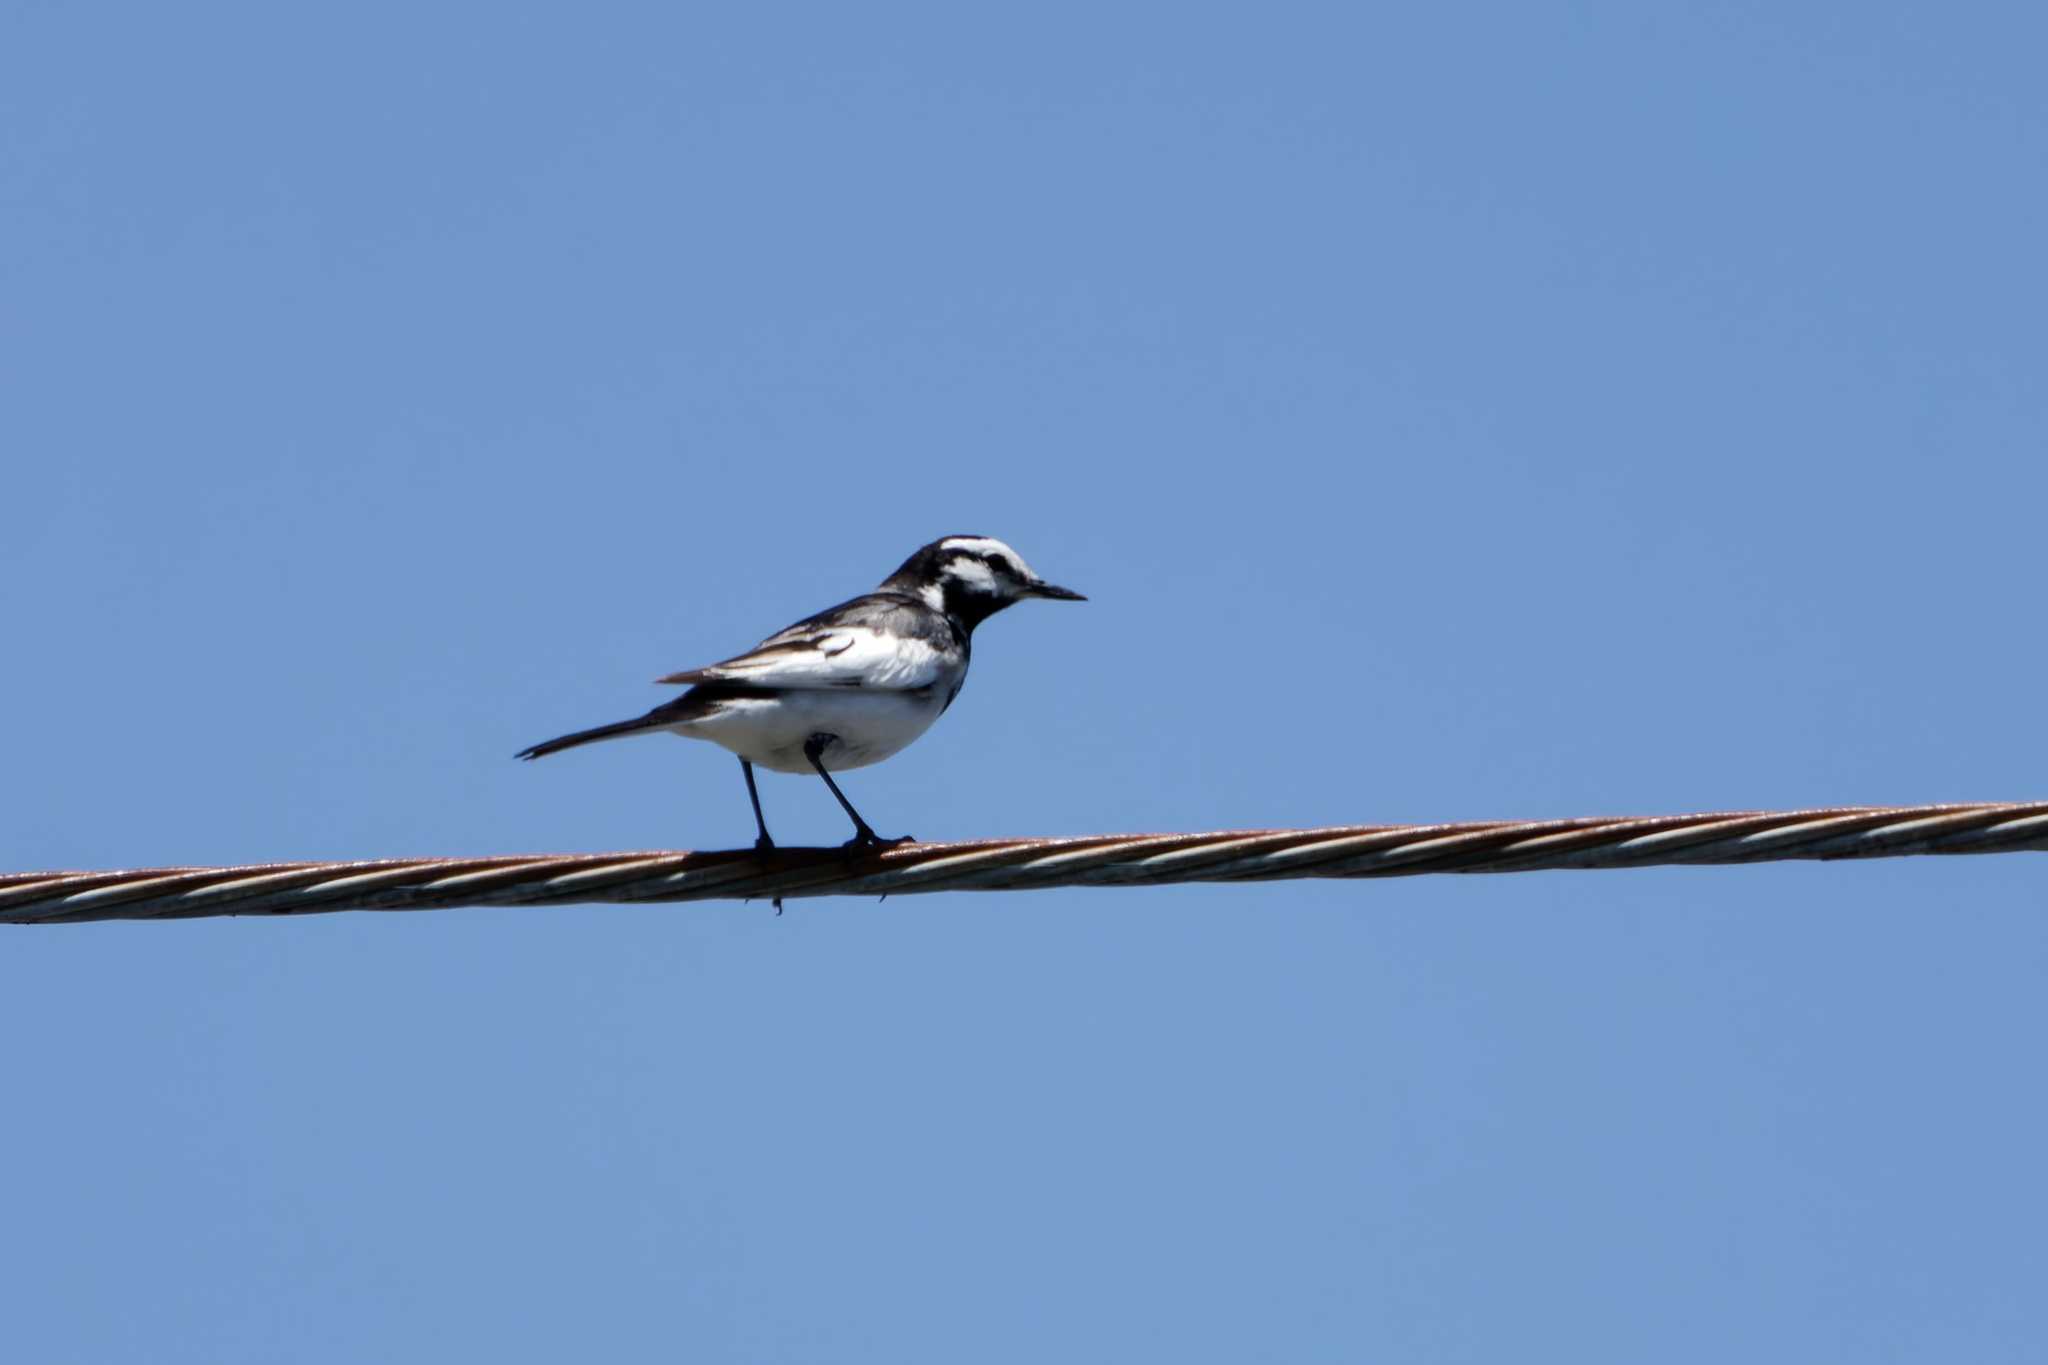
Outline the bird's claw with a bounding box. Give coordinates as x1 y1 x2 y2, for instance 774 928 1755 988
843 832 914 852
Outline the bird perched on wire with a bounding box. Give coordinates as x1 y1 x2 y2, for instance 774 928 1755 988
517 535 1085 851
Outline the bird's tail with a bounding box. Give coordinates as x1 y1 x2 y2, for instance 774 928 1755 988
515 716 664 761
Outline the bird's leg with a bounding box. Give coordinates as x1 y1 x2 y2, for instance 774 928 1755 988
740 758 785 913
803 734 912 850
739 758 774 852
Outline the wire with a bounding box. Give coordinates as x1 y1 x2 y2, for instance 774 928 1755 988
6 800 2045 924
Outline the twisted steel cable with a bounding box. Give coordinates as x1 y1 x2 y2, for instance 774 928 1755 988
6 800 2046 925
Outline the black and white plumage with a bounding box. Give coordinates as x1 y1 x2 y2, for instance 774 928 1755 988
517 535 1084 850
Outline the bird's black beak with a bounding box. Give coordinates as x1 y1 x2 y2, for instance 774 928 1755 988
1029 582 1087 601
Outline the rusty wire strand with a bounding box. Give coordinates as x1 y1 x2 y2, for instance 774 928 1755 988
6 800 2046 925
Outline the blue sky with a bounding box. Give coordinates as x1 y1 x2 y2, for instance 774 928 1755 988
5 3 2046 1359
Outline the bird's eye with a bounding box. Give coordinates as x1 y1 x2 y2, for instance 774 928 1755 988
989 555 1018 578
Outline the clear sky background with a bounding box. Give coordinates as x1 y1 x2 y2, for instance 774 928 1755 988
5 3 2046 1360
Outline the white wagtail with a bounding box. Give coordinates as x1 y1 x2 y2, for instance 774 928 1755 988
517 535 1085 849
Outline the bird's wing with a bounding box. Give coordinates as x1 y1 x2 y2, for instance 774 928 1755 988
657 596 953 691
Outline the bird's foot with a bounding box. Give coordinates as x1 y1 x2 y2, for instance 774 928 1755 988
754 834 776 854
843 830 914 852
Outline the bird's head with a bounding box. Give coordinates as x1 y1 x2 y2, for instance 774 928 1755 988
883 534 1086 629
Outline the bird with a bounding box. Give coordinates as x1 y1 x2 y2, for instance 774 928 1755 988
517 535 1085 852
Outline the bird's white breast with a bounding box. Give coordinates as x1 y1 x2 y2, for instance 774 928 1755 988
667 683 959 774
